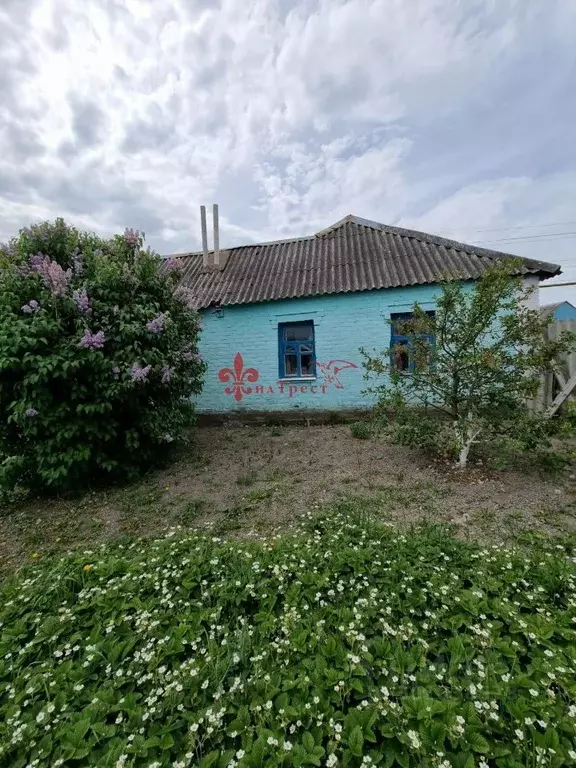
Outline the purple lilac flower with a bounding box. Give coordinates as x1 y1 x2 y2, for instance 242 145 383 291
164 257 182 273
161 365 173 383
25 408 38 418
73 287 91 313
72 253 83 276
21 300 40 314
130 363 151 382
181 348 202 363
163 433 174 443
173 286 196 310
78 329 105 350
30 254 72 296
28 253 44 270
124 228 140 248
24 223 50 241
1 241 17 259
146 314 165 333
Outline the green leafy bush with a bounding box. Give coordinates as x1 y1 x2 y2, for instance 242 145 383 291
549 402 576 438
362 263 575 468
1 513 576 767
480 434 573 474
0 219 205 493
349 421 371 440
373 397 456 459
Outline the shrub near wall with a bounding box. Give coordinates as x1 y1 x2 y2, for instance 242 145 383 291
0 219 205 493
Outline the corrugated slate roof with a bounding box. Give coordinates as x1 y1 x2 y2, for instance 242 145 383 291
169 215 561 309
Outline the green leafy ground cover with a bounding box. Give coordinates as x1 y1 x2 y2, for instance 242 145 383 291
1 511 576 768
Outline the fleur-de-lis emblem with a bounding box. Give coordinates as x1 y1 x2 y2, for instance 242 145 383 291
218 353 259 402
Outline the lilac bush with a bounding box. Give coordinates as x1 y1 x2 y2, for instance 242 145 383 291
130 363 151 382
72 287 91 313
123 227 140 248
30 253 72 296
0 218 205 493
145 313 165 333
21 299 39 314
78 329 105 349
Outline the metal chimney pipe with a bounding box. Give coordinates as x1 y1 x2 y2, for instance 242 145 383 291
213 203 220 267
200 205 209 267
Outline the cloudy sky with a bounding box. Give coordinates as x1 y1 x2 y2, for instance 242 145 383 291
1 0 575 302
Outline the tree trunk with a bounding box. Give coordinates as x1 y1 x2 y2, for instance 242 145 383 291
457 437 473 469
454 422 481 469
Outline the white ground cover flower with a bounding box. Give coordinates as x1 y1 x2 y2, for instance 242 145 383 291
0 514 575 766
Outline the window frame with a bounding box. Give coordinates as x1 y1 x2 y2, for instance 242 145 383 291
278 321 316 379
390 311 435 372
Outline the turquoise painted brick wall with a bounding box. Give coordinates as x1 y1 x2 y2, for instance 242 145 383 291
196 285 442 413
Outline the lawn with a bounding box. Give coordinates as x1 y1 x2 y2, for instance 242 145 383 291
1 511 576 767
1 425 575 574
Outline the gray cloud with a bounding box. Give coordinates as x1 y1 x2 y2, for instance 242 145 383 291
2 123 45 162
121 103 178 153
70 99 106 146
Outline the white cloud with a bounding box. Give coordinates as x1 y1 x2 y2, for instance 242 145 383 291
0 0 574 310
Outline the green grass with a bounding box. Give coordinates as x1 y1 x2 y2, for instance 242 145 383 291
246 488 274 503
177 499 206 526
236 471 258 487
1 509 576 767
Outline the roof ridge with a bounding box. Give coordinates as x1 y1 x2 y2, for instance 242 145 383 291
314 214 356 237
167 214 557 272
313 215 536 264
336 216 560 272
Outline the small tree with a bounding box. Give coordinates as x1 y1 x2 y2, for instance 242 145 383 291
362 261 574 468
0 219 205 493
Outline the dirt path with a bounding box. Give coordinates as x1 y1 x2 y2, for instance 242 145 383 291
1 425 575 573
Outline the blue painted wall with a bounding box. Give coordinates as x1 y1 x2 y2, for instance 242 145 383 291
551 301 576 321
196 285 441 413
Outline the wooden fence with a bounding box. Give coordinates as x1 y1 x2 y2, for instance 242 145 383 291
537 318 576 414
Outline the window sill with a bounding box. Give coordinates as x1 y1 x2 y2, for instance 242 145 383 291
278 377 317 383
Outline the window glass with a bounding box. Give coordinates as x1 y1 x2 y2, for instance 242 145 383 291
283 324 314 341
390 311 435 371
284 354 298 376
279 321 316 378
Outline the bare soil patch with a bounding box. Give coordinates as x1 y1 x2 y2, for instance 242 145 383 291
1 424 575 573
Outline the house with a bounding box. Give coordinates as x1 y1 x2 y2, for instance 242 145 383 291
540 301 576 321
171 213 561 417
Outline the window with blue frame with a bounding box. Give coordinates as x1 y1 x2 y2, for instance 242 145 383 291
390 311 435 371
279 321 316 378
